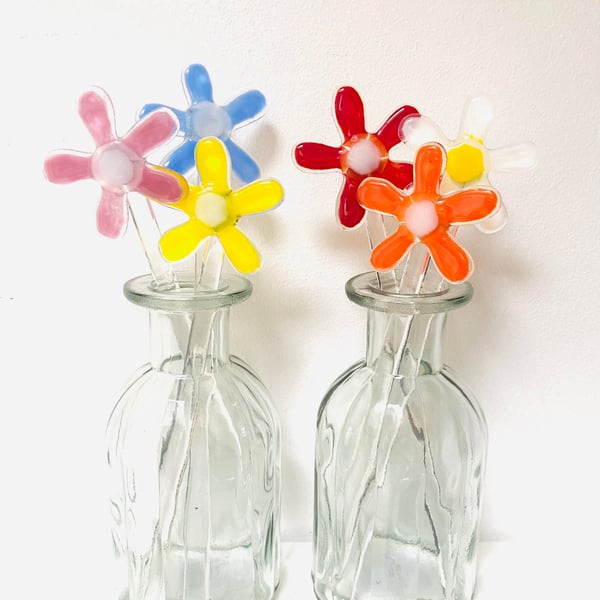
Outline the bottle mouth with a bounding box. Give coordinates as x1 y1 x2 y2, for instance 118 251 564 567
124 274 252 312
346 271 473 315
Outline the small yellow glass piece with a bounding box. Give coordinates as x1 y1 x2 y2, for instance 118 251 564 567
466 133 484 146
217 225 261 273
195 137 231 195
446 143 485 184
231 180 284 216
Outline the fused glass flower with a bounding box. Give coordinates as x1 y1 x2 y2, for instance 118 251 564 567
159 137 283 273
44 88 185 239
294 86 418 229
358 143 498 283
139 63 266 185
400 95 537 233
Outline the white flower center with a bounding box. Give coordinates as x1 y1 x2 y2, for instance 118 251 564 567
94 144 136 187
346 139 382 175
405 201 439 238
196 192 228 227
188 102 233 140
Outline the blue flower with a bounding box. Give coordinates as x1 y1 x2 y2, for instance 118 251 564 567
139 64 266 184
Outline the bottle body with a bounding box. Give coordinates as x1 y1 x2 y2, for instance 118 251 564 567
106 276 280 600
313 275 487 600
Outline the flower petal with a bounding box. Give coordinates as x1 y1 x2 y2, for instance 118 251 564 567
136 165 186 203
476 201 507 234
164 140 197 175
44 152 92 184
440 188 498 224
460 96 494 140
422 228 472 282
138 103 187 130
489 142 538 172
376 105 419 149
195 137 230 194
123 110 177 157
160 219 213 262
371 225 415 271
231 179 284 216
294 142 342 171
338 177 365 229
400 115 447 151
335 86 366 139
357 177 406 218
377 160 414 190
225 139 260 184
413 143 445 196
224 90 266 125
79 88 115 146
217 225 261 273
184 64 214 103
96 188 127 238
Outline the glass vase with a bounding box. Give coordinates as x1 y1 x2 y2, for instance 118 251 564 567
313 272 487 600
106 275 280 600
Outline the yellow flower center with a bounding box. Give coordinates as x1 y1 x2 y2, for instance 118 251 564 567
446 142 485 184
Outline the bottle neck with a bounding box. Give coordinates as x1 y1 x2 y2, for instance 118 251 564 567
149 307 230 375
366 309 446 376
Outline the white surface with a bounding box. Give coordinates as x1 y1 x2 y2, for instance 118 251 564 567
276 540 596 599
2 1 599 598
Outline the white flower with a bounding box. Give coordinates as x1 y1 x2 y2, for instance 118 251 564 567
400 96 537 233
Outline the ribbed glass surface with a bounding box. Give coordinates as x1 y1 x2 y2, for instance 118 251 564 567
313 281 487 600
106 279 280 600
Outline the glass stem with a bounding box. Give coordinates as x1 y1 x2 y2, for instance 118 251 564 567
344 226 460 598
166 238 225 581
127 197 177 289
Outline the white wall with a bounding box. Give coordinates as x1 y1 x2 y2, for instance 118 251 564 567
2 0 599 597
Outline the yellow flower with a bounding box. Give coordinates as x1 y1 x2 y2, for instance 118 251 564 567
159 137 283 273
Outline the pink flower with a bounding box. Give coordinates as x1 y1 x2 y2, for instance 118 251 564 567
44 88 185 238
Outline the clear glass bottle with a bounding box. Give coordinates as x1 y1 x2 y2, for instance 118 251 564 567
106 275 280 600
313 272 487 600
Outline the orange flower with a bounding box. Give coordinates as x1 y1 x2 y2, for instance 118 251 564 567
357 143 499 282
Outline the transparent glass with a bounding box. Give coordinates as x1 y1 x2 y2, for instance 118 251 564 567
106 275 280 600
313 272 487 600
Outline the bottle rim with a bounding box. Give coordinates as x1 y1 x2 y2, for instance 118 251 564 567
123 274 252 312
346 271 473 315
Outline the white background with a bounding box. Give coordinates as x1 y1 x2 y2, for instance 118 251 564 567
2 1 599 598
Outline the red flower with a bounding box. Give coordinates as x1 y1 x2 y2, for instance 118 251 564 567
294 87 418 229
357 143 499 282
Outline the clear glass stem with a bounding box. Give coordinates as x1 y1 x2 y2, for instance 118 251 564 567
128 197 176 289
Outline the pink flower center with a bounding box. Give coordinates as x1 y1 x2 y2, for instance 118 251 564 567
405 200 439 238
92 142 143 191
345 139 382 175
